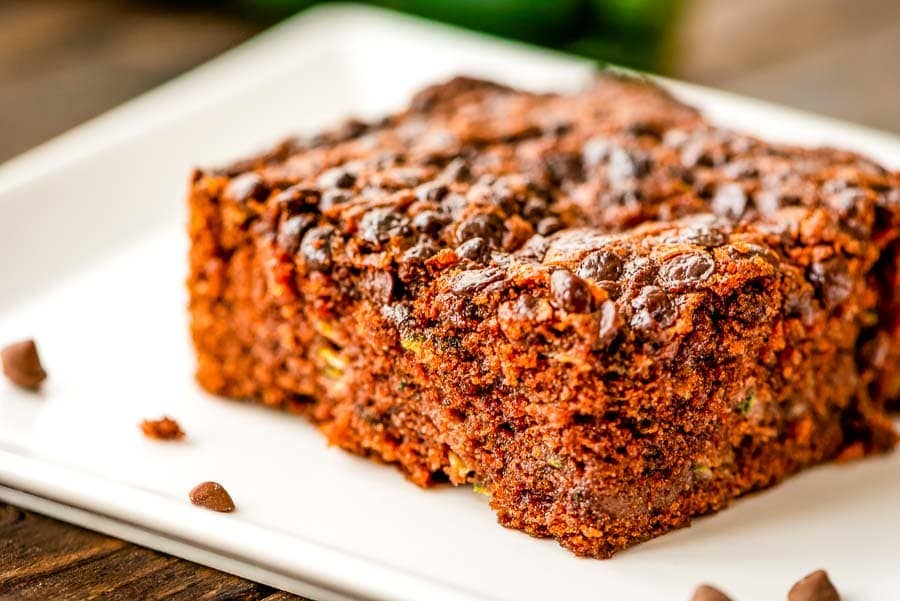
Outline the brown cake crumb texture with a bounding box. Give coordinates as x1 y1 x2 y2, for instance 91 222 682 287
139 416 185 441
1 339 47 391
187 74 900 558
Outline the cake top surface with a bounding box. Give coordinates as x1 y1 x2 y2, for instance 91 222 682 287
197 74 900 343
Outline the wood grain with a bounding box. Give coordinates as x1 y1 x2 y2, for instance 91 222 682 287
0 503 305 600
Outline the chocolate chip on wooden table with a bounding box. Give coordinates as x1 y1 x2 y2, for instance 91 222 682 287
689 584 733 601
788 570 841 601
189 482 236 513
1 339 47 390
550 269 593 313
139 416 185 441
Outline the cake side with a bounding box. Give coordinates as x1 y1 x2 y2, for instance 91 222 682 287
187 74 900 557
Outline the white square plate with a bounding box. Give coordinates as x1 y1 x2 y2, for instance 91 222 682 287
1 5 899 601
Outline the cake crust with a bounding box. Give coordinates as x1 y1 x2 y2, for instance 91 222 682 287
188 75 900 557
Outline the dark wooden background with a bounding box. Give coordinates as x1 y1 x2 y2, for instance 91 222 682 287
1 0 898 599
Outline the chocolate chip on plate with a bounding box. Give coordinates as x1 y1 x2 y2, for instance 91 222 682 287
189 481 236 513
139 416 185 441
1 339 47 390
550 270 593 313
689 584 733 601
788 570 841 601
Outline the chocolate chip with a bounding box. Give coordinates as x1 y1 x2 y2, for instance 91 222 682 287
440 158 471 182
631 286 676 330
440 193 469 219
711 183 747 219
660 253 715 287
536 216 563 236
582 137 611 168
609 148 652 181
450 268 506 294
456 237 490 262
623 257 659 286
361 270 395 304
456 213 505 246
189 481 235 513
225 173 266 204
403 240 439 262
807 258 852 310
412 210 449 236
320 189 352 211
523 197 549 220
545 152 583 184
788 570 840 601
626 121 663 139
1 339 47 390
485 181 519 215
577 250 623 282
518 235 549 262
317 167 356 189
415 181 449 202
597 300 620 345
273 184 319 213
690 584 734 601
139 416 185 441
360 208 408 246
300 225 334 270
679 226 727 248
550 270 593 313
785 283 815 322
277 214 315 254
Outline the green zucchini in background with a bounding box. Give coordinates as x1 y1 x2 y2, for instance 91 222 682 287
235 0 681 70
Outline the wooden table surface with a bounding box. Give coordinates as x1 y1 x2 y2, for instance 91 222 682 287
0 503 304 600
1 1 898 599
